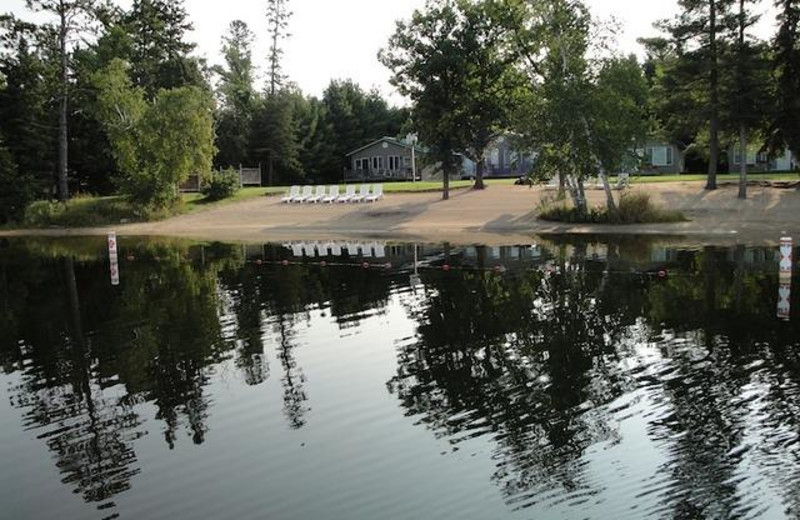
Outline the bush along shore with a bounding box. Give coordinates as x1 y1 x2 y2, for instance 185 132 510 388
538 192 687 224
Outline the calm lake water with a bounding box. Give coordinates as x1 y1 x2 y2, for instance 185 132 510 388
0 236 798 520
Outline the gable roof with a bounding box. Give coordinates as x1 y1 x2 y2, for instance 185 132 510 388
345 136 425 156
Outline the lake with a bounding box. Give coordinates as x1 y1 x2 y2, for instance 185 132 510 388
0 236 798 519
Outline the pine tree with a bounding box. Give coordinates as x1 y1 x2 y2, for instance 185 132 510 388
25 0 98 202
768 0 800 159
266 0 291 96
663 0 734 190
720 0 770 199
214 20 257 167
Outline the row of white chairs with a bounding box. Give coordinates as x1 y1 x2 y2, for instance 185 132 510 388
281 184 384 204
285 241 386 258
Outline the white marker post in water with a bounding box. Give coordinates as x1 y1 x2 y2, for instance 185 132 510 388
108 232 120 286
778 237 792 321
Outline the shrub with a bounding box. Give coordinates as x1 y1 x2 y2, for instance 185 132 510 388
23 196 148 227
538 192 686 224
201 168 241 201
616 193 686 224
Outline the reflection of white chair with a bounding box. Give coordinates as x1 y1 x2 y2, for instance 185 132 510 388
362 243 374 258
330 243 342 256
351 184 370 203
281 186 299 203
373 242 386 258
365 184 383 202
303 242 316 257
318 242 331 256
307 185 326 203
345 242 359 255
322 185 339 203
338 185 357 203
294 186 313 203
291 243 303 257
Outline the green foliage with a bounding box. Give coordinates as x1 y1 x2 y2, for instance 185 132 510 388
250 90 301 183
0 138 35 224
768 0 800 158
201 167 241 201
93 59 216 208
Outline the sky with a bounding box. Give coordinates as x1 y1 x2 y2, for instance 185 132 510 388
3 0 780 103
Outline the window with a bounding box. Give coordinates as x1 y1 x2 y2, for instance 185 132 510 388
648 146 673 166
388 156 402 170
490 149 500 166
354 158 369 170
371 156 384 170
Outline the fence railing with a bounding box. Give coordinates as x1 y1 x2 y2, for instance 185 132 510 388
179 165 263 193
344 168 415 181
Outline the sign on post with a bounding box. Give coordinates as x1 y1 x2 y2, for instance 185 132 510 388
108 232 120 286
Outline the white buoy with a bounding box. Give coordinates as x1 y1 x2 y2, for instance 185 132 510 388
778 237 792 321
108 232 120 286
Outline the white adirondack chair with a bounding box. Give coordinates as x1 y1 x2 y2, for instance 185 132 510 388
613 173 631 191
294 185 313 203
281 186 300 203
351 184 370 203
322 185 340 203
373 242 386 258
307 185 326 203
338 185 357 203
365 184 383 202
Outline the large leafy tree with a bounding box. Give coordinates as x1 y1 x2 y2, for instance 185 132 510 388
767 0 800 160
250 90 301 185
514 0 648 215
24 0 99 202
381 0 520 198
660 0 734 190
213 20 257 168
93 59 215 208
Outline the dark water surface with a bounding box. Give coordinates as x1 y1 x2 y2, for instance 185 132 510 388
1 236 799 519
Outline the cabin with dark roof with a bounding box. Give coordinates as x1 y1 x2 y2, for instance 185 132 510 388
345 136 459 182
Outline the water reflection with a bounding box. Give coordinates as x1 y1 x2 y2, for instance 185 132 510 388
0 237 798 519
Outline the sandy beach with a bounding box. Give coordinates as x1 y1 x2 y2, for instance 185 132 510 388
2 181 799 245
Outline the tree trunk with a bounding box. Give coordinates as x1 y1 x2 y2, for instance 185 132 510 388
442 167 450 200
268 153 274 186
58 5 69 202
474 158 486 190
738 124 747 199
600 173 619 219
706 0 719 191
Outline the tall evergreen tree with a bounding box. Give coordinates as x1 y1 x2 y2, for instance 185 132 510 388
124 0 205 97
250 91 301 184
720 0 770 199
662 0 733 190
768 0 800 159
25 0 98 202
0 19 58 196
214 20 257 167
266 0 291 96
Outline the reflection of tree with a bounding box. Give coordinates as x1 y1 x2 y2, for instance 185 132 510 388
6 256 145 511
390 247 641 508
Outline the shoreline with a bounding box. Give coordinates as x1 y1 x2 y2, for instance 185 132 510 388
2 182 798 246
